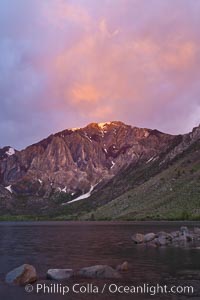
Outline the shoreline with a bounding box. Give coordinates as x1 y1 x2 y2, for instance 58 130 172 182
1 220 200 225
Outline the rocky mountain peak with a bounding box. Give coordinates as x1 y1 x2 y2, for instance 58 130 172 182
83 120 126 130
190 123 200 140
97 121 125 128
2 121 199 206
0 146 16 160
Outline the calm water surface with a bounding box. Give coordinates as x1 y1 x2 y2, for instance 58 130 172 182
0 221 200 300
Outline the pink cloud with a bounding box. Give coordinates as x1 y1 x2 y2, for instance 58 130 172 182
1 0 200 148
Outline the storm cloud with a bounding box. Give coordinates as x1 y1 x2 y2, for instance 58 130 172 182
1 0 200 149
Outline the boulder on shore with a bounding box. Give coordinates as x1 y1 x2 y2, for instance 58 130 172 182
47 269 73 280
77 265 121 279
5 264 37 285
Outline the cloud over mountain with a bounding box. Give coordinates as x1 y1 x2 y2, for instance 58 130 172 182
1 0 200 148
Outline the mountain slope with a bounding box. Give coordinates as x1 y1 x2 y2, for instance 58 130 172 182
80 137 200 221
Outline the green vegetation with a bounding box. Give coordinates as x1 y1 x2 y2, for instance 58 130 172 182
50 192 72 204
0 215 47 221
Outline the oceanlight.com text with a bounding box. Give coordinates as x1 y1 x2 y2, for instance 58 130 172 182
25 282 194 296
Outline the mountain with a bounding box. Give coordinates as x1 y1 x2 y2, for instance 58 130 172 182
0 121 200 220
80 128 200 221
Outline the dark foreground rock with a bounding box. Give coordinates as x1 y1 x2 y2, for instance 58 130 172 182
47 269 73 280
77 265 121 279
5 264 37 285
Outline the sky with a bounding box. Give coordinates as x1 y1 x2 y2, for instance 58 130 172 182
1 0 200 149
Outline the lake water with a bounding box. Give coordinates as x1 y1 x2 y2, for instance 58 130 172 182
0 221 200 300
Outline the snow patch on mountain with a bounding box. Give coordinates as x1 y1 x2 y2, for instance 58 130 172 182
144 131 150 138
84 133 92 142
61 186 67 193
104 148 108 153
111 161 115 169
67 185 94 204
6 148 15 156
146 156 158 164
5 185 13 193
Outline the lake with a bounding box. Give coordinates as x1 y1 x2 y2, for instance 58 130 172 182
0 221 200 300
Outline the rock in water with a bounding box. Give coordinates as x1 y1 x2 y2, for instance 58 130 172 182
157 232 172 240
132 228 199 248
170 231 180 238
185 234 193 242
5 264 37 285
144 233 156 242
131 233 144 244
116 261 129 271
155 236 171 246
47 269 73 280
180 226 189 235
194 227 200 235
77 265 121 279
